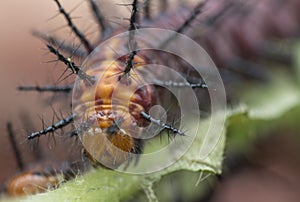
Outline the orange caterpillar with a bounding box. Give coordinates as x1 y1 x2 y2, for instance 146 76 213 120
26 0 195 170
4 164 81 197
73 45 156 168
7 0 299 198
6 171 59 197
2 122 82 197
22 0 300 179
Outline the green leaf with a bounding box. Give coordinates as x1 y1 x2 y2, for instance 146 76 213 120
18 113 225 202
5 49 300 202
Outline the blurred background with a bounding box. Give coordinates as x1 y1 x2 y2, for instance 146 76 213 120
0 0 300 201
0 0 85 185
0 0 53 183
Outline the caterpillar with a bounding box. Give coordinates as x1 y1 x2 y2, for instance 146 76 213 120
4 0 300 196
24 0 300 168
25 0 212 171
0 122 83 197
6 170 59 197
5 164 81 197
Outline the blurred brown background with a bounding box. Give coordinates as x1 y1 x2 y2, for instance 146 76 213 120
0 0 85 185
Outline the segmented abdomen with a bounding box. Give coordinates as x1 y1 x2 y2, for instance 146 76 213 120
7 171 58 196
73 38 155 168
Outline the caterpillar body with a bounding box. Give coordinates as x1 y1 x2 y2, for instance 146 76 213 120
73 39 156 168
6 171 59 197
9 0 299 193
25 0 209 170
24 0 300 168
